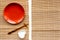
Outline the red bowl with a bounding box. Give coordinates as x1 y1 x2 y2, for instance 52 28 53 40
3 3 25 24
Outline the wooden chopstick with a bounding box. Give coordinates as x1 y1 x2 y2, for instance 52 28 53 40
8 23 28 35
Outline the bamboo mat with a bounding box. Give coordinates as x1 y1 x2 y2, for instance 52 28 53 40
32 0 60 40
0 0 29 40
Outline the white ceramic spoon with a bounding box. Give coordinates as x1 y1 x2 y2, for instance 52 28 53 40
18 29 27 39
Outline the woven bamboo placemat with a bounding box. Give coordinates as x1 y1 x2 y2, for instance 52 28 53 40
32 0 60 40
0 0 29 40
